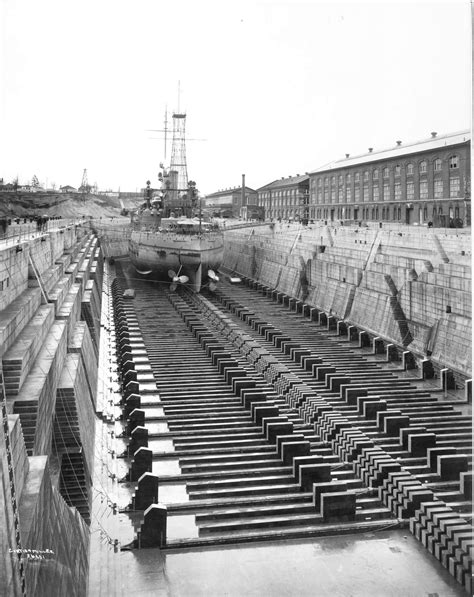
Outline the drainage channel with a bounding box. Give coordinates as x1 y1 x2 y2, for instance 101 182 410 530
109 268 471 593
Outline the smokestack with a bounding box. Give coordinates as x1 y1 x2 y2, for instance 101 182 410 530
368 148 373 153
396 140 402 146
431 131 437 138
345 153 350 158
241 174 246 206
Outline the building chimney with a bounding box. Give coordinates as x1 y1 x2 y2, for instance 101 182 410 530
368 148 373 153
345 153 350 158
431 131 437 138
241 174 246 206
396 140 402 146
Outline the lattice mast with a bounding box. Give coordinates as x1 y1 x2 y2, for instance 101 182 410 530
169 112 189 202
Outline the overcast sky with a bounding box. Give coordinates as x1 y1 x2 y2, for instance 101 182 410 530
0 0 471 194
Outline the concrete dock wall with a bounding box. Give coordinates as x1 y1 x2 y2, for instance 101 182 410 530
223 222 471 378
0 221 103 596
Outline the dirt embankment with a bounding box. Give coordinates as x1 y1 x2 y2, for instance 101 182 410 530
0 192 123 219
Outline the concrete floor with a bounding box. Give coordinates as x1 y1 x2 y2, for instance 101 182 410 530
87 275 469 597
89 530 465 597
88 411 467 597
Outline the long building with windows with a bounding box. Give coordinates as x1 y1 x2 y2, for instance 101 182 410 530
306 130 470 227
257 174 309 222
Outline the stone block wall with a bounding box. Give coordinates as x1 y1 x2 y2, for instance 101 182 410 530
28 237 53 280
13 321 67 456
8 415 29 503
56 353 96 477
18 456 89 597
0 289 42 359
1 223 101 596
68 322 98 407
0 244 29 311
223 222 471 378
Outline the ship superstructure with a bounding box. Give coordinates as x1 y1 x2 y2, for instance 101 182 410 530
129 111 223 292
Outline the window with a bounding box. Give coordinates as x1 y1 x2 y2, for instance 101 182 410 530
318 178 322 187
419 161 427 174
338 188 344 202
331 176 335 186
394 181 401 200
338 175 343 184
383 167 389 178
434 179 443 199
434 158 442 171
355 172 360 182
407 181 414 200
363 185 369 202
420 180 428 200
346 173 351 183
449 176 460 198
324 177 328 187
395 165 401 176
373 169 379 180
346 187 351 202
382 207 386 219
398 207 401 220
354 187 360 202
383 182 390 201
331 188 336 202
449 155 459 169
363 171 369 181
373 186 379 202
407 163 414 175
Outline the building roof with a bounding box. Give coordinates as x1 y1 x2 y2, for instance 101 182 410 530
206 186 256 198
309 130 471 175
257 174 309 192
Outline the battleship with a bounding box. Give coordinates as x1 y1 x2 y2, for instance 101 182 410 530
129 111 224 292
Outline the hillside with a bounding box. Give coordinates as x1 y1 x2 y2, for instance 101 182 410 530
0 192 124 219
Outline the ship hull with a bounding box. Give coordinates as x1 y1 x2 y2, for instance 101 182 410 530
129 230 223 292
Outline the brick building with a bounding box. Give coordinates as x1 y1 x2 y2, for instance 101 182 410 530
205 186 257 218
257 174 309 221
307 130 470 227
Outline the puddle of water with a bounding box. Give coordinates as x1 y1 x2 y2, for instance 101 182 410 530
159 483 189 503
146 422 170 434
144 407 165 418
135 363 152 371
141 394 162 404
150 439 175 453
167 514 199 539
140 382 159 392
152 458 181 476
138 373 156 383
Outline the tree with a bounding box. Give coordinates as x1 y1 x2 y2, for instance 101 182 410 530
31 174 39 188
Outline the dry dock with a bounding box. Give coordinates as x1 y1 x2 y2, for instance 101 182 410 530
0 220 472 596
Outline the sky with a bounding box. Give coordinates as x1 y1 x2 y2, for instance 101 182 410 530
0 0 471 195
